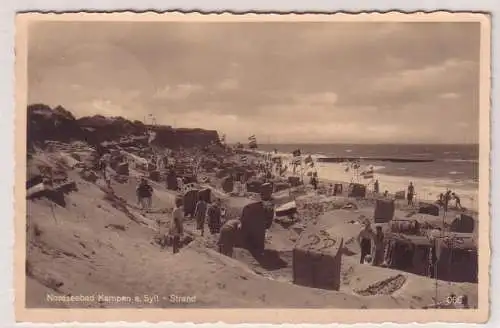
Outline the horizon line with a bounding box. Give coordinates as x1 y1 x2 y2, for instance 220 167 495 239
229 142 480 146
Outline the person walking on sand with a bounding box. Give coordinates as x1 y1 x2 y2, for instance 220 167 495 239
218 219 241 257
157 209 172 248
207 199 222 234
136 178 153 211
372 226 385 266
358 220 375 264
310 173 318 191
374 179 380 194
98 153 110 181
451 192 464 210
194 195 208 236
407 182 415 206
170 197 184 254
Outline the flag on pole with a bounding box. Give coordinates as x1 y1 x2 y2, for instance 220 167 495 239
248 135 258 149
304 155 314 168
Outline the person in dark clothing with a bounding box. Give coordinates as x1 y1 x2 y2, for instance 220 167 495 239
372 226 385 266
218 219 241 257
358 221 375 264
451 192 464 210
207 200 222 234
310 174 318 191
98 153 110 181
438 193 445 206
374 179 380 194
407 182 415 206
136 178 153 211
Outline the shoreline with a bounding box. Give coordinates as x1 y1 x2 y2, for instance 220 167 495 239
248 149 478 212
245 150 478 214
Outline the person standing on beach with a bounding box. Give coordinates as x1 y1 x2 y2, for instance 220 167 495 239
310 172 318 191
194 195 208 236
358 221 375 264
374 180 380 194
407 182 415 206
136 178 153 211
170 197 184 254
443 189 452 212
98 153 110 182
207 199 222 234
451 192 464 210
372 226 385 266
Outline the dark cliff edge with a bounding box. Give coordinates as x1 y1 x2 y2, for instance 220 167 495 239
27 104 221 151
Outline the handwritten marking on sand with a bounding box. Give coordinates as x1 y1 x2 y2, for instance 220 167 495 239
354 274 407 296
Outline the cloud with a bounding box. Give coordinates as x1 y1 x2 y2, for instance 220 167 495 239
371 59 476 92
27 21 481 144
293 92 338 105
216 78 239 91
439 92 461 100
153 83 204 100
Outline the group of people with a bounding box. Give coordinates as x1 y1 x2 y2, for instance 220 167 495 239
438 190 463 211
154 191 241 256
96 148 242 256
192 196 224 236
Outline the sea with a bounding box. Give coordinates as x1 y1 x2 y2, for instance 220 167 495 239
256 144 480 210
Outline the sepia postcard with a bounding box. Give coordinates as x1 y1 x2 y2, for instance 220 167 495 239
14 12 491 324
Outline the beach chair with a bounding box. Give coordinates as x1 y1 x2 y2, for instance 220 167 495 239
293 229 343 291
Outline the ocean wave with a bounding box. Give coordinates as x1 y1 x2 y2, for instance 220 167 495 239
371 165 386 172
443 158 479 163
449 171 465 175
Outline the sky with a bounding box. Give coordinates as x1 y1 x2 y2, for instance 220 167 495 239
27 21 480 144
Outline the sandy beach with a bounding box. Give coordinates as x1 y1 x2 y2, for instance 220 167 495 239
24 106 479 310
